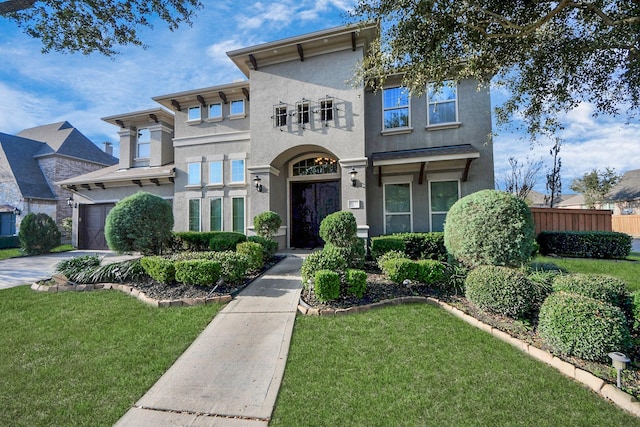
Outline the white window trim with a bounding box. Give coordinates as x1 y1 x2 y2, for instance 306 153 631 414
319 98 334 122
231 196 246 233
209 196 224 232
274 105 288 127
426 81 459 127
428 179 461 232
187 105 202 124
207 102 223 122
383 179 413 234
230 158 246 184
229 99 246 119
188 198 201 232
296 101 311 125
208 160 224 187
382 86 411 132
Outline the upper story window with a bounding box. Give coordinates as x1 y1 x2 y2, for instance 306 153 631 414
188 106 201 121
274 105 287 127
320 98 333 122
187 162 201 186
230 99 245 116
296 102 310 124
427 81 458 125
209 102 222 120
137 128 150 158
209 161 223 185
230 159 245 183
383 87 410 129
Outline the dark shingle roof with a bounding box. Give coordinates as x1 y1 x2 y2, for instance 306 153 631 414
17 121 117 166
607 169 640 202
0 133 56 200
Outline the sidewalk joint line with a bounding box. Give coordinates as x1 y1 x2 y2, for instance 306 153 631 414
134 405 271 423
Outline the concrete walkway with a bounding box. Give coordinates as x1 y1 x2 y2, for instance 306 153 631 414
115 255 303 427
0 250 136 289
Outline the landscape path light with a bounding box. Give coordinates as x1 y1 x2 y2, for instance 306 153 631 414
608 352 630 388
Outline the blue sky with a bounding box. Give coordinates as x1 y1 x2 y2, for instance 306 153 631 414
1 0 639 193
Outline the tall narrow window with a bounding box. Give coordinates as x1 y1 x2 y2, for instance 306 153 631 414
209 102 222 119
384 182 412 234
210 197 223 231
209 161 223 185
137 128 150 158
320 99 333 122
274 105 287 127
430 180 459 232
383 87 410 129
188 106 201 121
232 197 245 233
230 99 245 116
188 199 201 232
187 162 201 186
427 81 458 125
230 159 245 183
296 102 310 124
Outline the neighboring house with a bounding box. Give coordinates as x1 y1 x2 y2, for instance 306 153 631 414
60 23 495 250
524 190 567 208
606 168 640 215
0 121 117 238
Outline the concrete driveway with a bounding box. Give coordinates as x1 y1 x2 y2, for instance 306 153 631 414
0 250 135 290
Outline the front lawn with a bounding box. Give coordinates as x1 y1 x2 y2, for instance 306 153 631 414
0 286 222 426
272 304 638 426
0 244 74 261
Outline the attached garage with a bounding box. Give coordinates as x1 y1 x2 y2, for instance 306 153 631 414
78 203 115 250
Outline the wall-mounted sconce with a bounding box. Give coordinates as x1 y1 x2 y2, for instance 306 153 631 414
66 196 77 208
13 207 21 216
253 175 263 192
349 167 358 187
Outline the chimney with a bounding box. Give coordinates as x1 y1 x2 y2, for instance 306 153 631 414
103 142 113 156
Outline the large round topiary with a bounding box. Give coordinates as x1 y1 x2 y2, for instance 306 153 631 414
464 265 538 319
105 192 173 255
18 213 61 254
538 292 631 361
444 190 535 268
319 210 358 247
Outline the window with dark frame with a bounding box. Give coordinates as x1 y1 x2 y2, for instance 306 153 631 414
274 106 287 127
297 102 310 124
320 99 333 122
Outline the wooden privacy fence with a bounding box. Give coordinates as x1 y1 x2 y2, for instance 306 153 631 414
612 215 640 237
530 208 612 236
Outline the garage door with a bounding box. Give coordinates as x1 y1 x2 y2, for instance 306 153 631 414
78 203 115 250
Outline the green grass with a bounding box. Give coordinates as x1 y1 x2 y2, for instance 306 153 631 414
272 304 639 426
0 286 222 426
534 252 640 291
0 244 74 260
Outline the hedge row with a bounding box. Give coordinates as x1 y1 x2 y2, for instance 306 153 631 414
537 231 632 259
172 231 247 252
371 232 446 261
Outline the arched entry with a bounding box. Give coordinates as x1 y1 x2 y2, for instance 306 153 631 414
289 154 341 248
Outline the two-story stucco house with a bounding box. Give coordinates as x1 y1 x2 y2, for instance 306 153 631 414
60 23 494 250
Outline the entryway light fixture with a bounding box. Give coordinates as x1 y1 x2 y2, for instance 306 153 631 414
253 175 263 192
608 352 630 388
349 167 358 187
13 207 21 216
66 196 75 208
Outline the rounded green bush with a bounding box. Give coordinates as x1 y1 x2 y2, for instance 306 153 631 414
105 192 173 255
253 211 282 239
444 190 535 268
248 235 278 260
538 292 631 361
319 211 358 247
18 213 61 254
301 249 347 284
140 256 176 284
416 259 446 285
552 274 631 315
236 241 264 272
324 242 365 270
171 251 249 284
174 259 221 286
376 250 407 271
346 269 367 298
464 265 537 319
382 258 419 284
314 269 340 301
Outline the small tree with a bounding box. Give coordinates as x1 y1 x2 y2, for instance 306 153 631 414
570 167 621 209
253 211 282 239
501 156 543 201
18 213 61 254
105 192 173 255
545 139 562 208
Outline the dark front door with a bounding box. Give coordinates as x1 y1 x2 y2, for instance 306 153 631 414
290 180 340 248
78 203 115 250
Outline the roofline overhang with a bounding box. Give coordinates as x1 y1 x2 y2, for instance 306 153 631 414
371 151 480 167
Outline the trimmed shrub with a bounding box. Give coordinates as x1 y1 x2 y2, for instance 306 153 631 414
319 211 358 247
140 256 176 284
526 270 556 309
314 270 340 301
325 242 365 270
237 241 264 272
346 269 367 298
105 192 173 255
376 250 407 271
172 232 218 252
416 259 446 285
464 265 537 319
253 211 282 239
537 231 632 259
301 249 347 284
382 258 419 284
552 274 632 319
370 236 405 260
171 251 249 284
174 260 221 286
397 232 447 260
18 213 61 255
248 236 278 260
538 292 631 361
632 290 640 331
209 232 247 252
444 190 535 268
